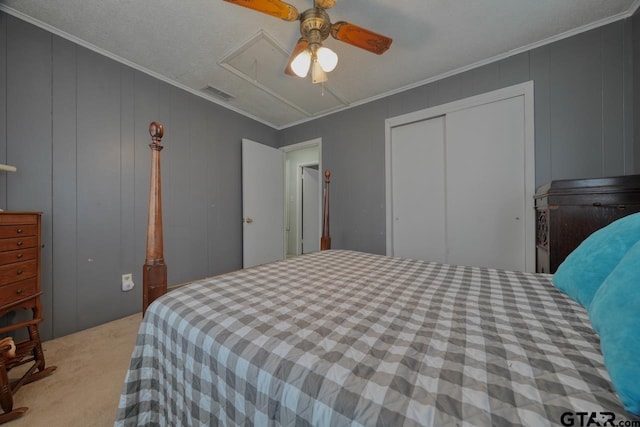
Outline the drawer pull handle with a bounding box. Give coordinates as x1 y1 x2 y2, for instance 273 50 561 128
17 269 23 275
592 202 627 210
16 228 23 234
16 253 23 259
16 289 22 295
16 241 23 247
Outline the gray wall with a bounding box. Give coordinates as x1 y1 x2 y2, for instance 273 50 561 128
0 13 278 340
279 17 637 256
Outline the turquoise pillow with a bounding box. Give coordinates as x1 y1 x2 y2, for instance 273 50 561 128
553 213 640 308
589 239 640 415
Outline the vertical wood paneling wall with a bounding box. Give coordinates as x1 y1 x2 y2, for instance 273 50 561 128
0 14 278 340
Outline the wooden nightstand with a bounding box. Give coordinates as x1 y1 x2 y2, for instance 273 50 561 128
0 212 56 424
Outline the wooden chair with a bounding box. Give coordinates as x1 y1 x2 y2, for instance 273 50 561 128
0 337 25 424
0 310 56 423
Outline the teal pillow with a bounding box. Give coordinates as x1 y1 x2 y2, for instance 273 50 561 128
589 239 640 415
552 213 640 308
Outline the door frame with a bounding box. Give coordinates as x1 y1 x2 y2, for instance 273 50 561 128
384 81 535 271
281 138 323 256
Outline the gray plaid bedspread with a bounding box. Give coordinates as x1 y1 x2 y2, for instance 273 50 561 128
115 250 631 426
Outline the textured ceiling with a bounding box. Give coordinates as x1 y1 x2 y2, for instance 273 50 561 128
0 0 638 129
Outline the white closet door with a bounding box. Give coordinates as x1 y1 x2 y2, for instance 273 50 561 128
387 84 533 271
445 95 526 270
390 116 446 262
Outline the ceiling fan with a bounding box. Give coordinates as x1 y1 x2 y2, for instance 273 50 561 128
223 0 393 83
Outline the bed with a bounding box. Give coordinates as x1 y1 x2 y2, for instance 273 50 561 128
115 123 639 426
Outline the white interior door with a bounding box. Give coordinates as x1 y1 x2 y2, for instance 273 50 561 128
391 116 446 262
242 139 284 268
301 166 320 253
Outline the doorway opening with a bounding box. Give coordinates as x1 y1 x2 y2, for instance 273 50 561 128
300 164 320 254
282 139 322 257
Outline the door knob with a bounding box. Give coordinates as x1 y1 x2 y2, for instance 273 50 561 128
245 218 254 224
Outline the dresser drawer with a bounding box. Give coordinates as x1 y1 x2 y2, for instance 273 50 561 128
0 214 38 226
0 248 37 265
0 278 37 307
0 224 37 239
0 236 38 252
0 260 37 286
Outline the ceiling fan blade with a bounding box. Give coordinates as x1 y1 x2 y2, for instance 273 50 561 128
284 38 309 76
330 21 392 55
315 0 338 9
223 0 299 21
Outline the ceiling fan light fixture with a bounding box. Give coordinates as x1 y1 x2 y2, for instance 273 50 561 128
225 0 393 83
290 48 312 77
316 46 338 72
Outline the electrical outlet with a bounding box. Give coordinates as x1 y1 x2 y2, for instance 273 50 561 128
122 273 134 292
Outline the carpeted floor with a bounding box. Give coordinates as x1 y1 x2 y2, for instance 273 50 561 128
6 313 141 427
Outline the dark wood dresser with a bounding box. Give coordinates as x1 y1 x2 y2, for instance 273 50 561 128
0 212 55 423
535 175 640 274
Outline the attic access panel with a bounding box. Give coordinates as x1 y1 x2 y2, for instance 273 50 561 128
220 31 348 118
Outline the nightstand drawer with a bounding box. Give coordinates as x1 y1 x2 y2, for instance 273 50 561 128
0 260 37 286
0 278 37 306
0 248 37 265
0 236 38 252
0 225 37 238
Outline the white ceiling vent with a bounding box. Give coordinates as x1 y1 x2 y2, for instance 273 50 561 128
201 85 235 102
